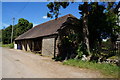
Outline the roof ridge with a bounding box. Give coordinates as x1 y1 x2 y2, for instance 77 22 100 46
15 14 77 40
33 14 74 28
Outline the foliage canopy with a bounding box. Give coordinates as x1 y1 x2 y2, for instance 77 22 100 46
2 18 33 44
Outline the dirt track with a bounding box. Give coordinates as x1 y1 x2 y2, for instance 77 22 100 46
2 48 106 78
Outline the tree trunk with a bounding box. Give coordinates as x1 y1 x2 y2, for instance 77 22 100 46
82 2 90 56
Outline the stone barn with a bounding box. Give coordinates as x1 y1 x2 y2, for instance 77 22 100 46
15 14 79 58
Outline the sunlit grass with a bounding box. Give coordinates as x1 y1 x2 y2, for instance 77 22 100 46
63 59 119 78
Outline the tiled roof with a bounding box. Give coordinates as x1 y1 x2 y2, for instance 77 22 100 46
15 14 76 40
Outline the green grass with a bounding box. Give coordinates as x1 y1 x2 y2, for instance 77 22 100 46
108 56 118 59
63 59 119 78
1 43 14 48
0 43 1 46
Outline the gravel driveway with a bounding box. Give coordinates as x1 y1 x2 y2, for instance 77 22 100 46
2 48 105 78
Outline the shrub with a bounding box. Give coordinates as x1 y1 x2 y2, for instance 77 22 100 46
8 43 14 48
54 56 63 61
2 43 14 48
76 43 89 59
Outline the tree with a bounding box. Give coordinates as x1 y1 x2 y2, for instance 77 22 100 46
2 18 33 44
13 18 33 40
47 2 70 19
46 2 119 61
79 2 91 56
47 2 91 59
2 25 12 44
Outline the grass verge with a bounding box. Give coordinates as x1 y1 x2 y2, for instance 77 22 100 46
63 59 119 78
1 43 14 48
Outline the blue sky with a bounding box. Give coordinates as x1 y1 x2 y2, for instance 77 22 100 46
2 2 82 29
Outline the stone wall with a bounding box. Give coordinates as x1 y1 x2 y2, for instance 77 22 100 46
42 37 55 57
15 36 58 57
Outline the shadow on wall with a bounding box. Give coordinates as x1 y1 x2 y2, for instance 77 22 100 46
16 38 42 53
55 17 82 61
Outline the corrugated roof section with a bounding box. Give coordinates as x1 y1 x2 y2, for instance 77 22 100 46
15 14 76 40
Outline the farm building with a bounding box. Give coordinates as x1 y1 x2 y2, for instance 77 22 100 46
15 14 80 58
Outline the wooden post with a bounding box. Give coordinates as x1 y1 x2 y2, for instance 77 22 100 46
54 37 57 58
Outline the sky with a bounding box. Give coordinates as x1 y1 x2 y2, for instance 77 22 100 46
1 2 82 29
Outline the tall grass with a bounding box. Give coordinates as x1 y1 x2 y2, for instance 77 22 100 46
63 59 119 78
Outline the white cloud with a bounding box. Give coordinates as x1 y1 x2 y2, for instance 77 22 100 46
42 16 47 19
